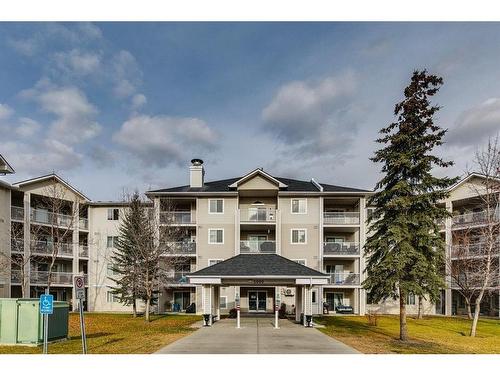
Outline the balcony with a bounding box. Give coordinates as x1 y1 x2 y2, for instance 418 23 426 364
162 271 192 285
240 240 276 254
79 245 89 258
11 206 24 221
240 208 276 223
79 217 89 230
323 242 360 256
160 211 195 225
30 271 75 285
326 272 360 286
163 242 196 255
451 243 499 259
32 240 74 257
324 212 360 225
30 208 73 227
451 210 500 228
11 239 24 253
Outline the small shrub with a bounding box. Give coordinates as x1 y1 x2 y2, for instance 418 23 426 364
228 308 237 319
367 309 378 326
278 303 287 319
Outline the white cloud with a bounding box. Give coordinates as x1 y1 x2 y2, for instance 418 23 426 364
53 49 101 76
3 139 82 175
21 79 101 144
113 114 218 167
15 117 41 138
111 50 142 98
0 103 13 120
131 93 147 110
447 98 500 147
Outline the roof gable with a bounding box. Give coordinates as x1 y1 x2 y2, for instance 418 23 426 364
14 173 90 201
228 169 288 189
0 154 14 175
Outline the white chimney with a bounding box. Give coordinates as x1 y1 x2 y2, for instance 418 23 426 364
190 158 204 188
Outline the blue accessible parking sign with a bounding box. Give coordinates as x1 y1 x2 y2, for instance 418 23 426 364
40 294 54 315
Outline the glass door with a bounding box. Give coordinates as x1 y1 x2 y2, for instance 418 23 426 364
248 291 267 312
248 235 267 252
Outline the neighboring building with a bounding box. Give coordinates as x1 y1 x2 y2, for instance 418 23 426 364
0 157 498 318
440 173 500 317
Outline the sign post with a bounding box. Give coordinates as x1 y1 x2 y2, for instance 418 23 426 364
235 292 240 329
40 293 53 354
74 275 87 354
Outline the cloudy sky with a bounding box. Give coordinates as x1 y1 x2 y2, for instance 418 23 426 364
1 22 499 200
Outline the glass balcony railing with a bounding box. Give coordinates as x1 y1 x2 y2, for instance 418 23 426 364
326 272 360 286
30 208 73 227
11 206 24 221
163 242 196 255
160 211 194 224
323 212 360 225
162 271 192 284
240 208 276 223
240 240 276 254
79 217 89 230
79 245 89 258
323 242 360 256
451 243 499 259
452 210 500 227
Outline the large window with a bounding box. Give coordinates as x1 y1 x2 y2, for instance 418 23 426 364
208 229 224 244
107 236 119 248
209 199 224 214
107 208 119 220
291 229 307 244
407 293 416 305
107 291 119 303
219 296 227 309
291 198 307 214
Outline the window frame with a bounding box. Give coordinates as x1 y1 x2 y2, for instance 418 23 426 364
208 199 224 214
208 228 224 244
219 296 227 309
107 208 119 221
291 198 307 214
407 293 416 305
290 228 307 244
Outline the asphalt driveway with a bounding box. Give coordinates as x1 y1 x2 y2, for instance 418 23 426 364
156 316 359 354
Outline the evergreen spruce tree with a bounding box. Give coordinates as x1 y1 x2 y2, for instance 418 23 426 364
363 70 458 341
110 192 146 317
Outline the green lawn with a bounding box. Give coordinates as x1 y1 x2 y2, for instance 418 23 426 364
0 313 200 354
316 315 500 354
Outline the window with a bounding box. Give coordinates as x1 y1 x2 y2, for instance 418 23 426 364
291 229 307 244
292 259 306 266
107 236 119 248
407 293 416 305
107 291 119 303
312 291 317 303
291 198 307 214
219 296 227 309
209 199 224 214
208 259 224 266
208 229 224 244
107 208 119 220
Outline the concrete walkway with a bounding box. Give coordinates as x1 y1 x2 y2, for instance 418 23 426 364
156 316 359 354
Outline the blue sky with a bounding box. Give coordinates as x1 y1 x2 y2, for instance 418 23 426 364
1 22 499 200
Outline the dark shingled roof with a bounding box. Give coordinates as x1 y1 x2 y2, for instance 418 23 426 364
189 254 327 277
148 176 371 194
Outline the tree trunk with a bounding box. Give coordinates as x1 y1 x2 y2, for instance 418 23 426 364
400 292 408 341
132 298 137 318
145 297 150 322
465 299 472 320
417 296 423 319
470 290 485 337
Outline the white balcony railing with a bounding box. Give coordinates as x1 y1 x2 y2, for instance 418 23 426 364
160 211 195 224
30 208 73 227
326 272 360 286
324 212 360 225
240 208 276 223
323 242 360 256
240 240 276 254
11 206 24 221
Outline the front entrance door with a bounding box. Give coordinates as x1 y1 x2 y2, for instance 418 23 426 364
173 291 190 311
248 291 267 312
326 292 344 311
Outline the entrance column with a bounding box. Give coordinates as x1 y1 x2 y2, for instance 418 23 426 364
295 286 303 322
274 287 280 329
202 284 212 326
444 200 453 316
304 285 313 327
214 286 220 321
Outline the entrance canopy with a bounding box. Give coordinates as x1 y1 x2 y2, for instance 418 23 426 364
188 254 329 286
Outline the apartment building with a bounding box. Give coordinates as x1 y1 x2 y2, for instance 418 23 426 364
1 154 497 318
440 173 500 317
146 159 373 317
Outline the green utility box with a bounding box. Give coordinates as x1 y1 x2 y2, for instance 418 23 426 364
0 298 69 345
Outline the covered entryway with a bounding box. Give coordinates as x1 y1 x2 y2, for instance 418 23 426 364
188 254 329 328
